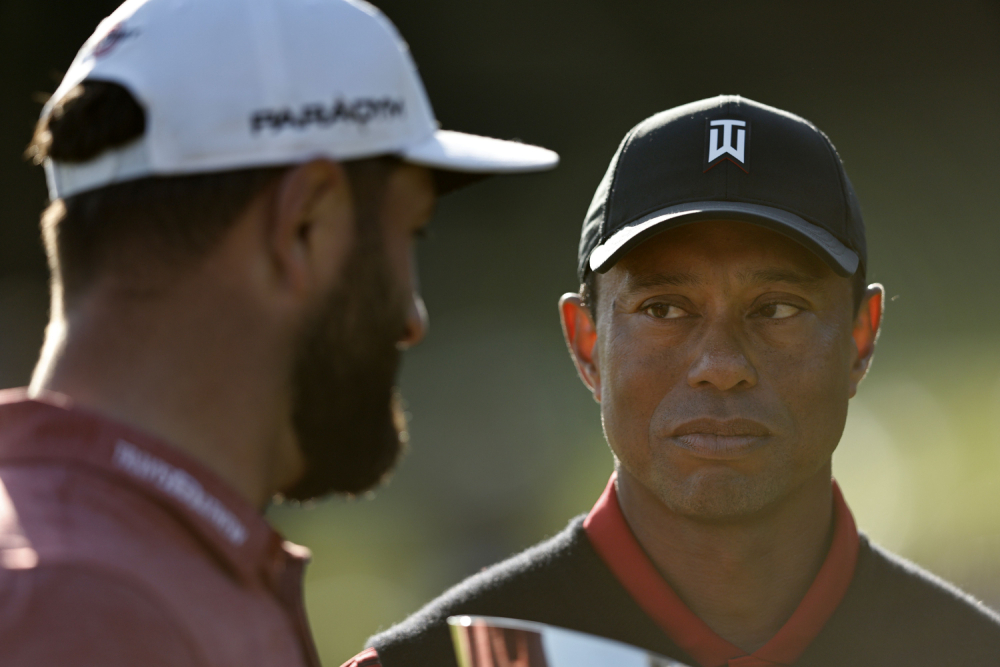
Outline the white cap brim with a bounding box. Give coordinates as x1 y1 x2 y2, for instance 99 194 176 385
44 128 560 200
401 129 559 174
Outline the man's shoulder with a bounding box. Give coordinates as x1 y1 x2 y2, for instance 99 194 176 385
0 461 193 567
0 562 205 666
0 474 208 666
804 535 1000 665
864 537 1000 626
374 516 590 640
370 515 622 667
369 514 682 667
2 463 223 633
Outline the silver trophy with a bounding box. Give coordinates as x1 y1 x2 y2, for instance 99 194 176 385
448 616 691 667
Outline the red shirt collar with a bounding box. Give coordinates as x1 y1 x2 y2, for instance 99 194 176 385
583 473 859 667
0 389 308 588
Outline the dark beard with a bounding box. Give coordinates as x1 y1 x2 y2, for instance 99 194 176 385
281 228 408 501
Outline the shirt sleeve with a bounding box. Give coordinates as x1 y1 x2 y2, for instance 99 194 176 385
340 646 383 667
1 564 205 667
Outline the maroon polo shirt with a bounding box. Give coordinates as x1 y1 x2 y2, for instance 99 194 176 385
0 390 321 667
583 473 859 667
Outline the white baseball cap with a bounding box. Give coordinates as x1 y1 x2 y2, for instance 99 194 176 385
42 0 560 200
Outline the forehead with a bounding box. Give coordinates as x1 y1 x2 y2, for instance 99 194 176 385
608 219 834 286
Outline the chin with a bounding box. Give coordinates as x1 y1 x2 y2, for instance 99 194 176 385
652 466 788 523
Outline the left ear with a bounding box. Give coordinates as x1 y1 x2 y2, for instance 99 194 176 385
848 283 884 397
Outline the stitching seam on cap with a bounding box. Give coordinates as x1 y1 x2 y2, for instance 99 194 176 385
602 125 643 244
814 124 851 237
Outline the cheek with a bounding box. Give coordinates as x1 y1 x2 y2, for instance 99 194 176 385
764 322 853 456
383 236 416 293
599 323 685 460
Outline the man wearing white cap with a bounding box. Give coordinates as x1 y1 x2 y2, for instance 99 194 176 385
0 0 557 665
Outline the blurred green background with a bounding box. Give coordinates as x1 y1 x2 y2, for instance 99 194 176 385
3 0 1000 664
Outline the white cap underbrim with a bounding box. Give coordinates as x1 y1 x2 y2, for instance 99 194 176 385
401 129 559 174
44 128 561 200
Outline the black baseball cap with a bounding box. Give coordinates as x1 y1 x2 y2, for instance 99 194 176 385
578 95 866 281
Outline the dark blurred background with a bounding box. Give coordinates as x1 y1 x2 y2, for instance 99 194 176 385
3 0 1000 663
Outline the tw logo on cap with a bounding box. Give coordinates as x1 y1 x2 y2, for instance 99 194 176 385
704 118 749 173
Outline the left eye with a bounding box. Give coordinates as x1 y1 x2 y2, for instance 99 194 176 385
645 303 687 319
758 303 801 319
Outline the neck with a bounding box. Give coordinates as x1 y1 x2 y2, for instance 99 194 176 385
616 465 834 653
30 279 303 510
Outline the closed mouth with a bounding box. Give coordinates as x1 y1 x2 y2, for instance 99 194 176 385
668 418 771 460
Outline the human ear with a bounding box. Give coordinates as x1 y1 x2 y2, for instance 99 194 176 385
559 293 602 402
269 159 354 297
848 283 884 397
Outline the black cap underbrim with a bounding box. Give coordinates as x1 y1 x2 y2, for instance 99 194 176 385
588 201 860 277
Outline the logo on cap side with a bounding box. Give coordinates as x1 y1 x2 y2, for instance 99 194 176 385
91 23 140 59
250 98 406 134
704 119 749 173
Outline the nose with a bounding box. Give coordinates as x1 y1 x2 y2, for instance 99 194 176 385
686 320 758 391
398 292 428 349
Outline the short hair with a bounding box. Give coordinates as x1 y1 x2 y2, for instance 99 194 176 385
27 80 399 308
579 263 869 322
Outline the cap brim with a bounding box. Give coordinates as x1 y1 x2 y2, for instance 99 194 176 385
401 129 559 174
588 201 860 277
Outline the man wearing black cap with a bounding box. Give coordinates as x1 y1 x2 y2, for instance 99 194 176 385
364 96 1000 667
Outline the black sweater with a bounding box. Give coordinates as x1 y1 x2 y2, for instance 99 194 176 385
370 516 1000 667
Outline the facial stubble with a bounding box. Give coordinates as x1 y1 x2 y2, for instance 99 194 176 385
282 221 408 501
